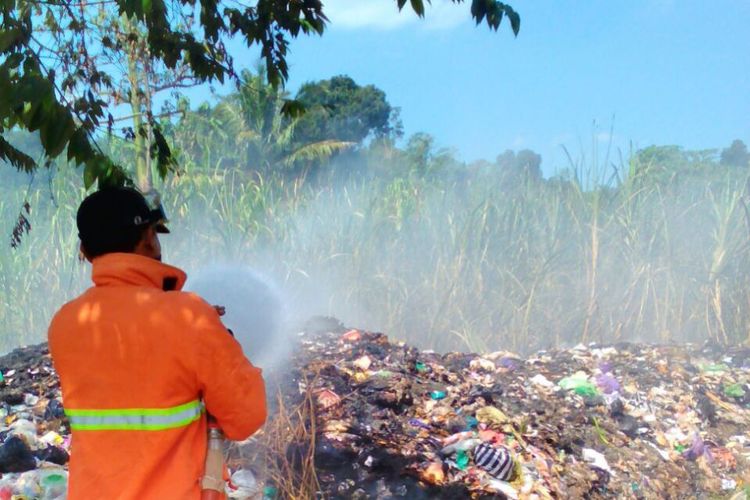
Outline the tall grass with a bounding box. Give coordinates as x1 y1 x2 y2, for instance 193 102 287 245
0 168 89 347
1 152 749 354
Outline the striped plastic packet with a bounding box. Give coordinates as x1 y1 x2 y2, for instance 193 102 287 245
473 443 515 481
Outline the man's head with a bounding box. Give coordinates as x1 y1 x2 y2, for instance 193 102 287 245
77 187 169 261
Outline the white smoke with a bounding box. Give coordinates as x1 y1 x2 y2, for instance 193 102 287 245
185 265 288 370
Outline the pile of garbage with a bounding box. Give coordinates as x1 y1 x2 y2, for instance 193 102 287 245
0 344 68 499
0 319 749 499
286 318 750 499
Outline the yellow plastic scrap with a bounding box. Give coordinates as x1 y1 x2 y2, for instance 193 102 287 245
476 406 509 426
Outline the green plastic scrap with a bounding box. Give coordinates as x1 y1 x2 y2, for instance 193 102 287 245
430 390 446 400
724 383 746 398
558 373 599 397
701 363 729 373
42 474 65 486
415 362 428 373
456 450 469 470
263 486 277 500
574 385 599 397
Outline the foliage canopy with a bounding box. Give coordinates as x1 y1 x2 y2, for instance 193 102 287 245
171 67 354 176
294 75 402 146
0 0 520 187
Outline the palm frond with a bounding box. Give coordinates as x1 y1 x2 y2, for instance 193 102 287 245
284 140 354 166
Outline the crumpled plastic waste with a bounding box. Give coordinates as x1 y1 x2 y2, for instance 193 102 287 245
3 319 750 499
595 372 620 394
682 433 706 461
0 344 70 498
582 448 615 475
558 371 600 397
227 469 260 498
264 318 750 499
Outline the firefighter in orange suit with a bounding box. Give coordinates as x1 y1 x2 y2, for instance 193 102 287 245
48 187 267 499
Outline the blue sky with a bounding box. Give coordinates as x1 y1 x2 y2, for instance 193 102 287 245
228 1 749 175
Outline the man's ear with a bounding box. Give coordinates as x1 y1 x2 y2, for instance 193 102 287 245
134 226 161 260
79 242 92 263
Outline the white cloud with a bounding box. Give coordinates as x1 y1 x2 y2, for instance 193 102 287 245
323 0 469 31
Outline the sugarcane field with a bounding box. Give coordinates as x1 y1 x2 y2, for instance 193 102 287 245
1 1 749 499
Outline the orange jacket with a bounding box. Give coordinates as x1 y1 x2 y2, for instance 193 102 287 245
48 253 267 499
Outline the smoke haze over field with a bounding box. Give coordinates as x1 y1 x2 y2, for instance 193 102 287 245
2 140 750 358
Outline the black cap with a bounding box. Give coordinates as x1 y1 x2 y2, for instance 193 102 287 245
77 187 170 240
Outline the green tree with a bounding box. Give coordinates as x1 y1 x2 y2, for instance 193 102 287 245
496 149 543 181
629 145 686 184
0 0 520 187
720 140 750 167
177 68 353 177
294 76 402 145
630 145 724 187
404 132 460 177
73 10 202 192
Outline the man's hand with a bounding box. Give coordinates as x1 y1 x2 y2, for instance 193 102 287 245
213 305 226 316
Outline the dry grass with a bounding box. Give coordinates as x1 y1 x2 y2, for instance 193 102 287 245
3 157 750 354
228 376 321 499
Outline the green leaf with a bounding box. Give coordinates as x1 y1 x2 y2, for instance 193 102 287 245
486 5 503 31
410 0 425 17
471 0 487 25
505 5 520 35
396 0 408 11
280 99 306 119
0 27 21 52
0 135 36 172
151 126 176 179
83 160 97 189
121 0 144 19
39 110 75 158
67 127 93 165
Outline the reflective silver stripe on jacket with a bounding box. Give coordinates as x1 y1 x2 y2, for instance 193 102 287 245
65 399 204 431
